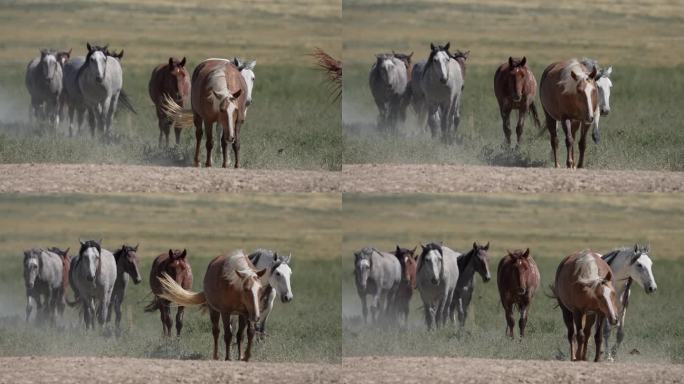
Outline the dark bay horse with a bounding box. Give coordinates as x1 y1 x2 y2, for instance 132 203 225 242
145 249 193 336
497 248 540 338
452 242 491 329
107 244 142 332
393 245 417 325
47 246 70 317
149 57 191 147
494 57 541 147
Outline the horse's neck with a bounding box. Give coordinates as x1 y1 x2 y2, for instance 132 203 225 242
609 256 632 288
457 251 475 285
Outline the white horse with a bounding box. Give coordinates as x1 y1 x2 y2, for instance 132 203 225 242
581 59 613 143
23 248 65 323
415 243 460 330
25 49 63 130
354 247 401 324
369 53 409 133
78 43 123 136
600 244 657 361
420 43 464 143
248 249 293 335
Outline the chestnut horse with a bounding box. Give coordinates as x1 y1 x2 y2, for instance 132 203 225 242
494 57 541 147
148 57 191 147
158 250 266 361
551 250 619 362
393 245 417 325
497 248 540 338
539 59 598 168
145 249 193 336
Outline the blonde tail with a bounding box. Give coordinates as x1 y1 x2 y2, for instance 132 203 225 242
159 94 194 129
158 272 206 307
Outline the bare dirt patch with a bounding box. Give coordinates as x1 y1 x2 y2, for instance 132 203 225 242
342 164 684 193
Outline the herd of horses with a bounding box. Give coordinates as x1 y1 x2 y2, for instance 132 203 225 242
22 241 293 362
353 242 656 362
24 43 257 168
369 42 613 168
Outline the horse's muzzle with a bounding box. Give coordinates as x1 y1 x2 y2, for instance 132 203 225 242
96 77 103 83
517 288 526 295
86 275 94 282
483 275 491 283
27 282 34 289
601 109 610 116
440 78 447 85
431 278 439 285
647 285 657 294
134 277 142 285
512 95 522 102
246 99 252 107
281 294 293 303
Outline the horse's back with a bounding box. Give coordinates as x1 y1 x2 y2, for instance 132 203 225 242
441 246 461 288
63 57 85 101
99 248 118 288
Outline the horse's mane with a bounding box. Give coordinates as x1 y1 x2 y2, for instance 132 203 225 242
457 247 475 271
78 240 101 257
113 244 136 261
600 249 621 266
222 249 257 287
558 59 588 95
574 250 601 286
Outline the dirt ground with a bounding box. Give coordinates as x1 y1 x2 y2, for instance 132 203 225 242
342 164 684 193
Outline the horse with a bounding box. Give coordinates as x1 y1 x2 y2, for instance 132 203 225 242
494 56 542 147
231 57 256 116
160 59 246 168
452 242 491 329
551 250 619 362
62 56 88 136
353 247 402 324
145 249 193 337
106 244 142 332
158 250 266 361
392 245 417 325
539 59 598 168
23 248 65 324
497 248 540 338
415 243 460 330
46 246 71 317
25 49 63 130
600 244 657 361
149 57 191 147
68 239 117 329
450 50 470 81
369 53 410 133
248 249 293 335
54 49 72 124
420 43 464 144
571 59 613 144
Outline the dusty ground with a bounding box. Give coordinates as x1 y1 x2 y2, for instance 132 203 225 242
0 164 339 193
341 356 684 384
342 164 684 193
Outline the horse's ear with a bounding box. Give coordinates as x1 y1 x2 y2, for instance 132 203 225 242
231 88 242 100
464 50 470 59
411 246 417 255
118 49 124 59
273 252 278 261
604 66 612 78
98 238 103 246
67 48 72 56
508 56 514 67
444 42 450 51
79 238 85 246
634 243 639 254
168 249 174 258
235 269 246 279
86 42 92 52
605 269 613 282
284 253 291 264
408 52 413 59
589 66 597 79
133 243 139 252
255 268 267 278
396 245 401 254
245 60 256 70
523 248 530 258
473 242 478 250
484 242 490 251
520 57 527 67
169 57 174 67
180 249 187 259
180 57 186 67
430 43 436 51
571 71 578 81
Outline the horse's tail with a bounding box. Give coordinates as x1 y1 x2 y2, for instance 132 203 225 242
529 101 542 132
118 90 137 114
159 94 194 129
158 272 206 307
311 48 342 102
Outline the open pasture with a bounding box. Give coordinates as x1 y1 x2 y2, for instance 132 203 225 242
0 193 341 362
341 193 684 363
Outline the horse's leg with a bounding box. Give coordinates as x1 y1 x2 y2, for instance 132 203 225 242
593 314 605 362
76 107 85 136
175 305 185 336
114 296 123 330
562 119 575 168
204 119 214 167
370 293 380 323
460 289 474 328
173 122 182 146
427 105 439 139
158 301 168 336
157 111 165 147
602 317 613 361
221 312 232 361
359 294 368 324
209 309 220 360
452 93 462 141
244 320 256 362
26 294 35 322
193 113 203 167
504 302 515 338
440 102 452 144
236 315 246 360
544 111 559 168
423 305 433 331
500 105 512 147
519 301 529 338
573 312 586 361
560 304 574 360
232 122 241 169
87 107 97 137
105 94 118 134
583 314 596 361
515 106 527 148
577 122 590 168
258 289 276 336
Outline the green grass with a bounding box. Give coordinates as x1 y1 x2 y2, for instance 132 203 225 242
341 193 684 363
0 194 341 362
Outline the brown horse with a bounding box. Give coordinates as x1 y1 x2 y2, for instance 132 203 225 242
159 250 266 361
552 250 619 362
145 249 193 336
393 245 417 325
494 57 542 147
540 59 598 168
497 248 540 338
451 50 470 81
149 57 191 147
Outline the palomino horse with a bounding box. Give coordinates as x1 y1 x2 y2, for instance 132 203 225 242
494 56 542 147
452 242 491 329
539 59 598 168
369 53 411 133
415 243 460 330
601 244 657 361
248 249 293 335
106 244 142 331
353 247 401 324
23 248 66 324
68 239 117 329
393 245 417 325
497 248 540 338
149 57 191 147
25 49 63 130
159 250 266 361
552 250 619 362
145 249 193 337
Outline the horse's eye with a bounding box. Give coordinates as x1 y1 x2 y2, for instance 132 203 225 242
275 272 281 276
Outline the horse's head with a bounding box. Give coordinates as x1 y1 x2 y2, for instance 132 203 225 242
628 243 657 294
79 239 102 284
166 57 190 105
166 249 190 282
428 42 451 84
507 248 532 295
354 248 373 291
471 241 491 282
116 244 142 284
594 271 619 325
23 249 40 289
595 66 613 116
212 86 242 144
563 63 597 124
55 49 71 67
85 42 109 83
395 245 418 289
420 243 443 285
39 49 59 82
375 54 398 84
233 58 256 108
507 56 528 102
235 268 267 322
269 252 293 303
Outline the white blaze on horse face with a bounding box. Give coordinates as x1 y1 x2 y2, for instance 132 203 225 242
583 81 595 123
25 257 39 287
425 250 442 283
91 51 107 81
83 247 99 281
631 254 657 292
433 51 450 83
356 258 370 288
42 54 57 79
271 263 293 301
596 77 612 114
250 279 262 322
225 98 237 142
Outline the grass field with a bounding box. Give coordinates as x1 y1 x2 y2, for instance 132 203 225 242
342 0 684 170
0 193 341 362
0 0 341 170
341 193 684 363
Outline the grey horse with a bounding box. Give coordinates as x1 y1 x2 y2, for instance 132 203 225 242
601 244 657 361
415 242 460 330
248 249 294 335
62 56 88 136
106 244 142 332
354 247 401 324
420 43 464 143
25 49 63 130
23 248 65 324
68 239 117 329
452 242 492 329
369 54 409 133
